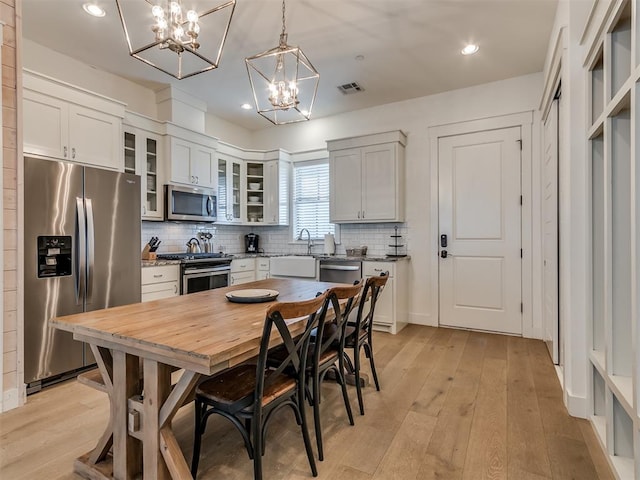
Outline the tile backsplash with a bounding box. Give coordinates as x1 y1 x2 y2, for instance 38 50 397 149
141 221 409 257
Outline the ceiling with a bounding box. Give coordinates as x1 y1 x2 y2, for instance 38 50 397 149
22 0 559 131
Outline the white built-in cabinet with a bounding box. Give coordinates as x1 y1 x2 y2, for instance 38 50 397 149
363 261 408 335
328 131 406 223
23 70 125 171
166 124 218 189
217 144 291 225
230 258 256 285
141 265 180 302
217 152 244 224
584 1 640 478
256 258 270 280
123 113 164 220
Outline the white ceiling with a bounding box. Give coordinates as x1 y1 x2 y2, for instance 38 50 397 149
22 0 559 131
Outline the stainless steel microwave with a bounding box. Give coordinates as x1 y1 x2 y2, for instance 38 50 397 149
165 184 217 222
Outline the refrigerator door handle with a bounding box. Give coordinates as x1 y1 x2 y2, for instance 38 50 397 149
76 197 86 305
85 198 95 304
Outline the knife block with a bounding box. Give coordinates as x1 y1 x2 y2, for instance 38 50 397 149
141 245 157 261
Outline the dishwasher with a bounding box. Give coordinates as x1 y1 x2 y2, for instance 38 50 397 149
319 259 362 284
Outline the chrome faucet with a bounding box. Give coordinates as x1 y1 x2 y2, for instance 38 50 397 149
298 228 313 255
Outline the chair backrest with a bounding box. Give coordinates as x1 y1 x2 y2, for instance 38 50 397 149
352 272 389 337
255 290 331 401
314 281 364 361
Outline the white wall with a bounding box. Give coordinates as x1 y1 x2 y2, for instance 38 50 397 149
22 39 157 118
251 74 544 327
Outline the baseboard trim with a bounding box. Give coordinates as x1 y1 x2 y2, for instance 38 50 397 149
565 388 588 419
408 312 436 327
2 387 20 412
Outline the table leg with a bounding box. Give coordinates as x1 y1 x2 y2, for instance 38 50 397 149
143 359 172 480
113 350 142 479
142 360 201 480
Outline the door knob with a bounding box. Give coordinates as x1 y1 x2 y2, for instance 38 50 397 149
440 250 448 258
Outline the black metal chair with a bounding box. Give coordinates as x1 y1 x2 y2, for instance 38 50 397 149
190 291 330 480
343 272 388 415
307 282 362 461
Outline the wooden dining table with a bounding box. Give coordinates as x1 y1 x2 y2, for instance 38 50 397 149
51 277 344 480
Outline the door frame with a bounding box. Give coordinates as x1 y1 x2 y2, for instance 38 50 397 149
428 111 535 337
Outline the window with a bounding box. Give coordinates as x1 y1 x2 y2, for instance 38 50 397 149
292 160 335 240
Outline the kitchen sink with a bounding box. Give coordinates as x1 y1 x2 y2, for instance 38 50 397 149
269 256 316 278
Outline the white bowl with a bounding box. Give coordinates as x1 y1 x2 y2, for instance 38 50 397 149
249 183 261 190
248 196 260 203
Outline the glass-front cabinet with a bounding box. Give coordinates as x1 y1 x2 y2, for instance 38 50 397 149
123 126 163 220
246 162 265 224
217 153 244 223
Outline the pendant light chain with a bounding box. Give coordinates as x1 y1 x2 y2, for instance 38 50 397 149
281 0 286 37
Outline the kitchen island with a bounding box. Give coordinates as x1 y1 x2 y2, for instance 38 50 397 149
51 278 343 480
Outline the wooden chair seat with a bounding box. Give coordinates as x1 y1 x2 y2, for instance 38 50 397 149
195 365 296 413
343 325 367 347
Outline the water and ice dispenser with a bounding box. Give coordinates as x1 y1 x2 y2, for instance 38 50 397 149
37 236 72 278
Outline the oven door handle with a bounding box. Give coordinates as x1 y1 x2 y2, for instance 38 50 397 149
183 267 231 276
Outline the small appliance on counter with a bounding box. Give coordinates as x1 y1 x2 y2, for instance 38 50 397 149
324 233 336 255
387 226 407 257
245 233 259 253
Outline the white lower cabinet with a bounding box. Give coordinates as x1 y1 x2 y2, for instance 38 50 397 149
257 258 270 280
141 265 180 302
363 261 408 334
230 258 256 286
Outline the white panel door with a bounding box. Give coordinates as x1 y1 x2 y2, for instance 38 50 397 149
330 148 362 221
23 90 68 159
170 138 193 185
439 127 522 334
192 145 215 188
69 105 122 171
543 99 559 363
362 144 396 221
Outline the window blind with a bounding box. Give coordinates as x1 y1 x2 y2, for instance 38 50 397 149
292 161 334 240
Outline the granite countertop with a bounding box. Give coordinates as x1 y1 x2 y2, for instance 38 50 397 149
230 253 411 262
141 259 182 268
141 253 410 267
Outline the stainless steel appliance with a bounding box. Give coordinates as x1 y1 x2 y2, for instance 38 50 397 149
319 259 362 284
25 157 141 392
166 184 217 222
245 233 259 253
156 253 232 294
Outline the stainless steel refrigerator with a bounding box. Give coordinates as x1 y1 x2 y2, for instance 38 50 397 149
24 157 141 391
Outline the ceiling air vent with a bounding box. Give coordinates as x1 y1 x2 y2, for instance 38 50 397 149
337 82 365 94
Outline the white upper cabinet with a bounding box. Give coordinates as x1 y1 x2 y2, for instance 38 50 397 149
264 157 291 225
216 144 291 226
166 123 218 189
328 131 406 223
123 112 164 220
217 152 244 224
23 70 125 171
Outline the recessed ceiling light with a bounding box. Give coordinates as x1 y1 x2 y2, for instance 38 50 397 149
461 44 479 55
83 3 106 17
241 103 252 110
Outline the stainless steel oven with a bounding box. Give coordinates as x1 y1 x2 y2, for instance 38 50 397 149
183 263 230 294
156 253 232 294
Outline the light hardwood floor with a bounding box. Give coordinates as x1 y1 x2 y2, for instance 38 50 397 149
0 325 614 479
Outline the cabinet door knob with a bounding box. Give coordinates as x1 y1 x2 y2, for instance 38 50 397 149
72 148 76 159
143 206 147 215
357 211 360 219
174 284 178 294
362 211 365 218
64 146 68 158
195 176 199 184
